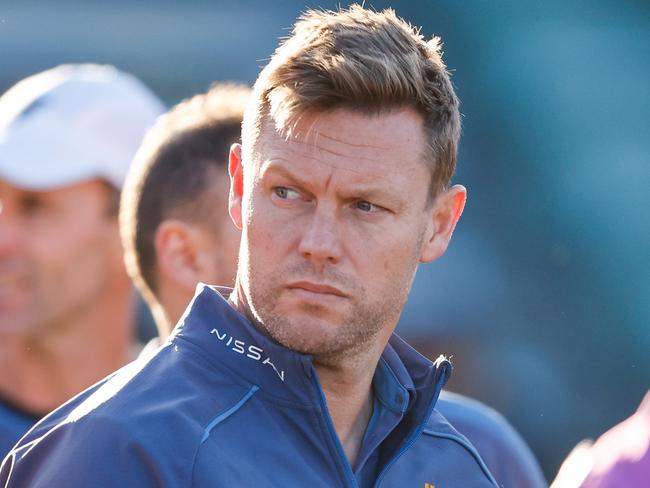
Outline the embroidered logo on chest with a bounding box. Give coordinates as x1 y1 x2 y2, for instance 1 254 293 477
210 328 285 382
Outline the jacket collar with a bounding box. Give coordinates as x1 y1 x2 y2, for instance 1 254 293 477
171 284 450 422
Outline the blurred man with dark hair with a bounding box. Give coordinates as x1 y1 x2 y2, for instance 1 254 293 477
2 7 536 486
120 83 247 337
0 64 163 455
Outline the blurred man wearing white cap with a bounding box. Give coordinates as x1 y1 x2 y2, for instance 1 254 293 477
0 64 164 455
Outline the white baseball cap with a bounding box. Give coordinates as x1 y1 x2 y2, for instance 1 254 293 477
0 64 165 190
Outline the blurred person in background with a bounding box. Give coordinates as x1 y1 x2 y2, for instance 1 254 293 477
0 64 164 455
120 82 248 341
122 82 545 487
551 390 650 488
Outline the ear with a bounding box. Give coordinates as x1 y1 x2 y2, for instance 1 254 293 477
228 143 244 230
154 220 203 292
419 185 467 263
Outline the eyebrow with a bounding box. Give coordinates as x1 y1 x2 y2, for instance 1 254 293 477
260 160 407 210
259 160 311 188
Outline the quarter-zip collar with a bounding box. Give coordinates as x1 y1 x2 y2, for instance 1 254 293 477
171 284 451 423
171 284 316 406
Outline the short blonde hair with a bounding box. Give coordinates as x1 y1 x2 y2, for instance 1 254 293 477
243 5 460 198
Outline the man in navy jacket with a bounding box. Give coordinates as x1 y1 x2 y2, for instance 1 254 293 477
3 6 509 487
120 82 544 486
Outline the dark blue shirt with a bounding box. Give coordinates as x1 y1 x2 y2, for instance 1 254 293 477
0 400 38 458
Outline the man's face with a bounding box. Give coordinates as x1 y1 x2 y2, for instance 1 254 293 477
0 178 125 336
231 108 441 361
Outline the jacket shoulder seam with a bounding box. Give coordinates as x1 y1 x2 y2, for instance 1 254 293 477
421 428 500 487
189 385 260 486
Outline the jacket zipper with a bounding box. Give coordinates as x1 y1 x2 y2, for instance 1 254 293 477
373 365 448 488
311 374 359 488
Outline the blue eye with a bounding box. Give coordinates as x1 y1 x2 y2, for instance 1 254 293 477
356 200 378 213
274 187 300 200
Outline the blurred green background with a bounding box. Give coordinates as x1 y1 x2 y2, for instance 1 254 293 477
2 0 648 479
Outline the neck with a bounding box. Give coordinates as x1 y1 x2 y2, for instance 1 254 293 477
0 287 136 415
315 344 384 467
229 282 387 465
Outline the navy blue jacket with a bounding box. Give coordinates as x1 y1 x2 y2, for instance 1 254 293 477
1 286 498 487
0 402 37 460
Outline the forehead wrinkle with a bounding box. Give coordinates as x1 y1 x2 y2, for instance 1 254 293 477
289 136 383 165
259 113 417 171
258 113 429 185
262 150 367 179
263 130 383 179
299 124 412 161
313 131 395 151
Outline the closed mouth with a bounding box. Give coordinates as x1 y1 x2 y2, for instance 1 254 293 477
286 281 347 297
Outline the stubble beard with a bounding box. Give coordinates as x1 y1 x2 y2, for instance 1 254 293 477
242 258 416 365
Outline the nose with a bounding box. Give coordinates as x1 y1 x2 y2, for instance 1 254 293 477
298 203 342 266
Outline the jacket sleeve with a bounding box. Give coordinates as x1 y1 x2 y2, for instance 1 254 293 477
1 415 167 488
